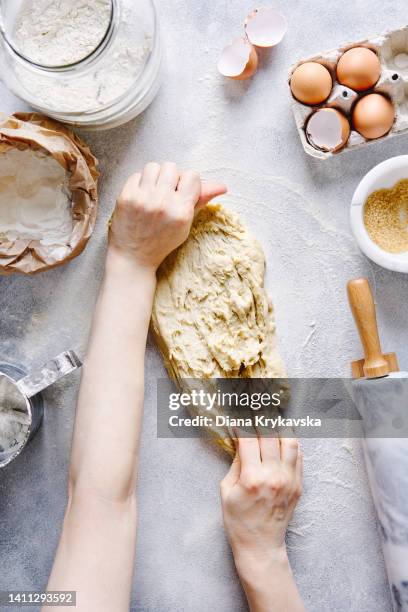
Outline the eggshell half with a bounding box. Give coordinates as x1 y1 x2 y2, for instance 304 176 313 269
217 38 258 80
245 7 287 48
306 108 351 152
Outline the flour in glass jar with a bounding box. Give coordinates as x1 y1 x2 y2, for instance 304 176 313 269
14 0 113 66
12 0 152 112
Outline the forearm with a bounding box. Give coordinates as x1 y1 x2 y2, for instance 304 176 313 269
69 248 156 501
235 548 305 612
45 163 225 610
46 249 156 609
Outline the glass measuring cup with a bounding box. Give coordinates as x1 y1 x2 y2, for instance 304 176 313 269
0 350 81 468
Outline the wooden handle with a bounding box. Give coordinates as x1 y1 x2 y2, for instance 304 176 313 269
351 353 399 379
347 278 389 379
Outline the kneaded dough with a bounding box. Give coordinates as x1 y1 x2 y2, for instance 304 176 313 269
152 203 287 454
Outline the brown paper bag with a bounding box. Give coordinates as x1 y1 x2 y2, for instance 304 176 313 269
0 113 99 275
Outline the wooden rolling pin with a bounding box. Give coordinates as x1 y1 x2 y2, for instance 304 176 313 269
347 277 399 378
348 277 408 612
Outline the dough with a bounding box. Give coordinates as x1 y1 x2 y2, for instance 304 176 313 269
152 203 287 454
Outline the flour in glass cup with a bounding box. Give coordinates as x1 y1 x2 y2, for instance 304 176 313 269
0 375 30 454
12 0 153 112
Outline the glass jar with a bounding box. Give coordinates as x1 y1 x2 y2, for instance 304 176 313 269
0 0 161 130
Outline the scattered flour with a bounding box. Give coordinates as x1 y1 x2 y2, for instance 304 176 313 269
0 148 73 246
13 0 112 66
0 376 30 454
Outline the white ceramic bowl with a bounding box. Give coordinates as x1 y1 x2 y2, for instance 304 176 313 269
351 155 408 273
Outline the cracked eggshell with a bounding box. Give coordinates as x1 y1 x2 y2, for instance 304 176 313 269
306 108 351 152
245 7 287 48
217 38 258 80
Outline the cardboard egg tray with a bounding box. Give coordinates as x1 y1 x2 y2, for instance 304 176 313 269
290 25 408 159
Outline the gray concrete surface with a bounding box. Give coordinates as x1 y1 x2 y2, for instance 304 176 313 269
1 0 408 610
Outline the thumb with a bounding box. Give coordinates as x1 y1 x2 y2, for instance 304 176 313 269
197 182 227 209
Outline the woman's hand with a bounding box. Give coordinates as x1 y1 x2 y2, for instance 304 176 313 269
221 433 305 612
109 162 227 271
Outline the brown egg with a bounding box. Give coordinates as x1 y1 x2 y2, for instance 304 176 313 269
353 94 395 139
306 108 350 152
337 47 381 91
290 62 333 105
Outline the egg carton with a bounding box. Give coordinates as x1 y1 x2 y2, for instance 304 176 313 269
290 25 408 159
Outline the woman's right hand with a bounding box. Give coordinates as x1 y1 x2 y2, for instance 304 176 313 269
220 433 305 612
109 162 227 272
